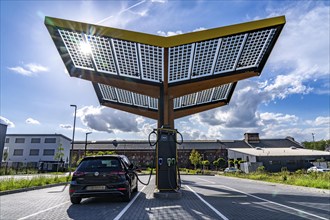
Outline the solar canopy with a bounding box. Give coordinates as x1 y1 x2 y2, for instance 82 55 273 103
45 16 285 122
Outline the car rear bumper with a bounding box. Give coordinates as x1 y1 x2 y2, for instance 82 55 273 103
69 181 129 198
70 190 126 198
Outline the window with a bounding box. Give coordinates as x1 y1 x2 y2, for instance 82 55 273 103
30 149 39 156
13 149 24 156
43 149 55 156
5 138 9 143
45 138 56 143
15 138 25 143
31 138 41 143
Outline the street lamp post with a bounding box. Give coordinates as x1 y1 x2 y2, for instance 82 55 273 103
312 133 315 149
84 132 92 157
69 104 77 176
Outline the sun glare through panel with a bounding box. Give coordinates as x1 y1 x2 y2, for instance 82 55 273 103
58 30 94 70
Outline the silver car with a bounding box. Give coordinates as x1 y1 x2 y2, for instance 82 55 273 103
307 166 330 173
224 167 241 173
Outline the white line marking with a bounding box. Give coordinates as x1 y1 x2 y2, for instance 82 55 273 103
18 201 70 220
185 185 229 220
113 184 147 220
221 185 328 220
197 177 216 184
146 205 181 211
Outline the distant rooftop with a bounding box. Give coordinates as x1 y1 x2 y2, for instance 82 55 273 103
229 147 330 157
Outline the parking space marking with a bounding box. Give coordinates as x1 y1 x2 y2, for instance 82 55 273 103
17 201 70 220
197 177 216 184
220 185 328 220
113 185 147 220
185 185 229 220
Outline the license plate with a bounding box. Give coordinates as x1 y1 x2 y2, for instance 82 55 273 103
86 186 106 190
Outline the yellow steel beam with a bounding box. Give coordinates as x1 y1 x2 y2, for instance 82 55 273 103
45 16 285 48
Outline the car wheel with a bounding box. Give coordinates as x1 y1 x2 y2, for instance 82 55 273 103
133 180 138 193
123 185 131 202
70 197 82 204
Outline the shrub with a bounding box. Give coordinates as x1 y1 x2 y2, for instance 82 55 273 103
256 166 265 173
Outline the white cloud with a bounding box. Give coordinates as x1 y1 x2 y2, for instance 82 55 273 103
59 124 72 129
25 118 40 125
7 67 32 76
8 63 49 76
25 63 48 73
76 106 140 133
0 116 15 128
151 0 166 3
306 116 330 127
265 3 329 98
157 30 183 36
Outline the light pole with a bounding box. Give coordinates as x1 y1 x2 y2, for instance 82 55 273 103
84 132 92 157
312 133 315 149
69 104 77 176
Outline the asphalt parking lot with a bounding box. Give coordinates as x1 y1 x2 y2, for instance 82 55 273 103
1 175 329 220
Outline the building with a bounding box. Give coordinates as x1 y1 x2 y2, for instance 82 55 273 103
0 123 8 163
3 134 71 171
3 132 327 172
228 147 330 172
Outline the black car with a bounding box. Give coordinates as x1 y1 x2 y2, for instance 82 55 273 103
69 155 138 204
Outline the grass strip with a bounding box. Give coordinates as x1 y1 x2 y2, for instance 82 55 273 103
224 171 330 190
0 175 70 192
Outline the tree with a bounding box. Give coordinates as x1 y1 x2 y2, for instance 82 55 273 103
189 149 201 170
3 150 8 162
218 158 226 169
54 144 64 173
213 160 219 170
302 139 329 151
202 160 210 170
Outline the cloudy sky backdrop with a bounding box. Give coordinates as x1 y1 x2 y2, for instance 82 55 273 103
1 0 329 143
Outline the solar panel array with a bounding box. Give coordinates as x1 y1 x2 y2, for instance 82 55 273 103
58 27 278 84
98 83 232 111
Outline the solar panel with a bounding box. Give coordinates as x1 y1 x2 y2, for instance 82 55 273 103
57 26 279 84
168 44 195 83
237 28 276 69
98 82 233 112
86 35 117 75
46 16 285 120
111 39 140 79
138 44 164 82
58 30 94 70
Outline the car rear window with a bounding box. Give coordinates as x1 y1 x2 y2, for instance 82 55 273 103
77 158 122 172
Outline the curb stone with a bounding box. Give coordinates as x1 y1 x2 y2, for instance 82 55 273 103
0 182 69 196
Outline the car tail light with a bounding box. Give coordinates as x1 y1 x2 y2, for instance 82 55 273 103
69 189 75 194
73 171 85 177
117 188 127 191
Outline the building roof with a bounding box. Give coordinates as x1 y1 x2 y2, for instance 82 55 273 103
6 134 72 142
228 148 330 157
248 139 303 148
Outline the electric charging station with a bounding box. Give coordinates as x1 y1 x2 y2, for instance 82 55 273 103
46 15 285 197
156 128 178 191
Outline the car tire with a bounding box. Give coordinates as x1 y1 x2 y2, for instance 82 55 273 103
70 197 82 204
123 185 131 202
133 180 138 193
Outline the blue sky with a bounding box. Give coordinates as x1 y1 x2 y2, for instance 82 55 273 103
1 0 329 143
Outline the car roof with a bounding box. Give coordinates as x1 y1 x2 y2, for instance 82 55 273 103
82 155 124 159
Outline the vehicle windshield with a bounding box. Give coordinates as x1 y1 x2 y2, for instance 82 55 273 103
77 158 122 172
